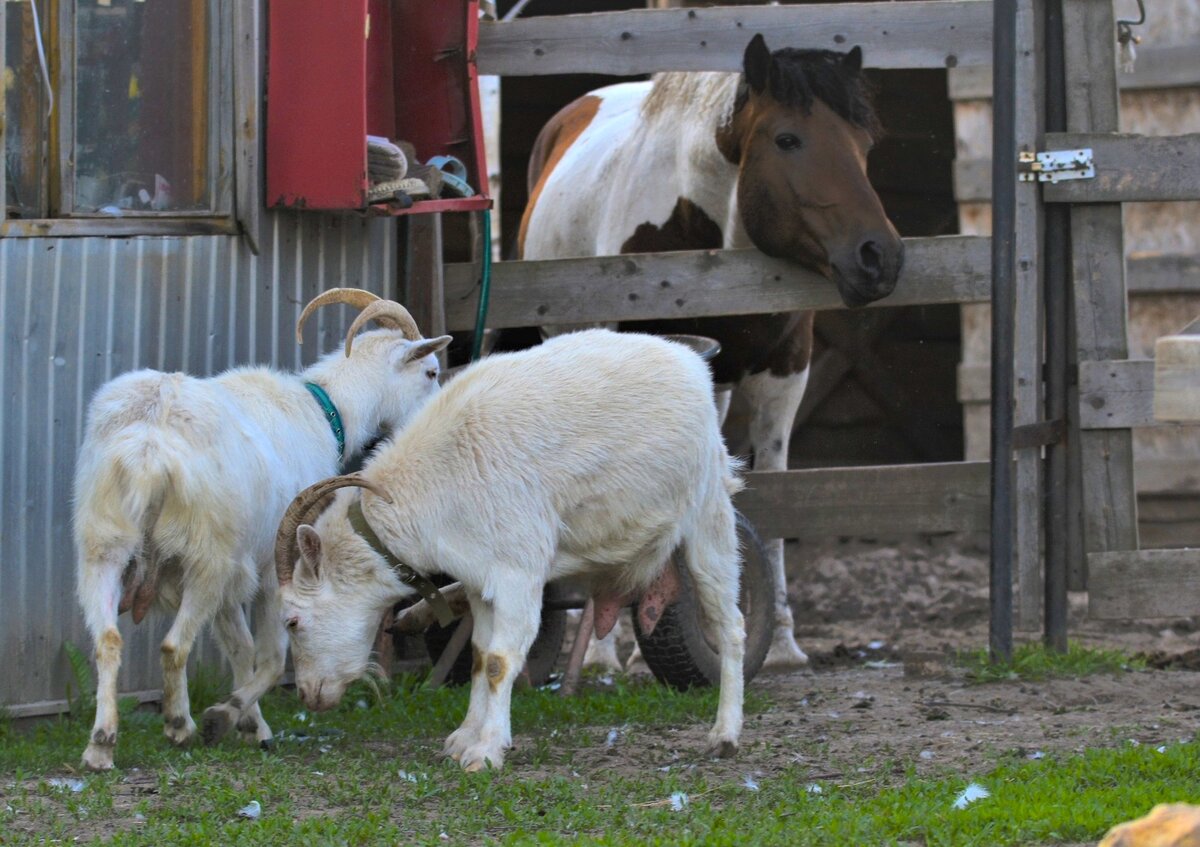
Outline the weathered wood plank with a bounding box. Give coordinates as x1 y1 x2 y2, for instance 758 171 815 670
1078 359 1157 429
1154 323 1200 423
444 236 990 331
1127 253 1200 295
477 2 993 77
1011 0 1045 632
960 354 1194 415
1043 133 1200 204
1064 0 1139 569
1089 549 1200 619
405 215 447 360
957 140 1200 206
233 0 262 254
733 462 991 540
953 157 993 203
948 42 1200 100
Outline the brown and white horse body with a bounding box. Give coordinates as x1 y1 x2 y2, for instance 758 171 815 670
519 37 903 670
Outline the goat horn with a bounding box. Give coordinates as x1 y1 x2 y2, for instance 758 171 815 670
343 300 423 356
294 288 382 345
275 474 394 586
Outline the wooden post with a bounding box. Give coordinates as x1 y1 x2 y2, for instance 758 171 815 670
1062 0 1139 588
404 213 448 364
1011 0 1045 632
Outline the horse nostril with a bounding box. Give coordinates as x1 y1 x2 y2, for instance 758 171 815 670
857 239 883 278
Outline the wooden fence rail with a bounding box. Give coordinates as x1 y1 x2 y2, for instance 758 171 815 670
734 462 990 539
948 42 1200 99
476 1 994 76
444 235 990 331
955 134 1200 204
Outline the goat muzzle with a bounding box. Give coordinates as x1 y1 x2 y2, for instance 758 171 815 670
274 474 395 586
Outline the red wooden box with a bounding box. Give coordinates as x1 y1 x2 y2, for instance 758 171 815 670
266 0 490 215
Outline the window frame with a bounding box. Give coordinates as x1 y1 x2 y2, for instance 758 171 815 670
1 0 255 239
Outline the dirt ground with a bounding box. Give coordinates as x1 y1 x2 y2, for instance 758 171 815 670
566 532 1200 783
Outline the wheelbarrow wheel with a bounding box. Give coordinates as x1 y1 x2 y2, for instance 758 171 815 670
423 583 570 687
633 510 773 690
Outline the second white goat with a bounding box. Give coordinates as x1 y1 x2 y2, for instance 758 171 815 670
275 329 746 772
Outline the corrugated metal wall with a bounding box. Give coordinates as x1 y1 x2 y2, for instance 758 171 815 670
0 210 396 714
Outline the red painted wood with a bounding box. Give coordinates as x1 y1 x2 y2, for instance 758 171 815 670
267 0 369 209
365 0 396 138
391 0 489 201
267 0 489 213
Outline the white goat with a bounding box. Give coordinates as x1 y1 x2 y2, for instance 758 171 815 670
73 289 450 771
274 329 746 772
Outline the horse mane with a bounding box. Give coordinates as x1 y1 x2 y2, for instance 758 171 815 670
736 48 881 141
641 72 740 128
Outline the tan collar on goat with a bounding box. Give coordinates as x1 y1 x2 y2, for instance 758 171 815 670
345 500 455 626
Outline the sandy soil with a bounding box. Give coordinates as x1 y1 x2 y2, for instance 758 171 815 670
544 532 1200 784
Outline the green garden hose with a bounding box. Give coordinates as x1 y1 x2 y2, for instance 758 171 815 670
469 209 492 362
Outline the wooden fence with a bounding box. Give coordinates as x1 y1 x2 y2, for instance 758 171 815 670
409 0 1199 629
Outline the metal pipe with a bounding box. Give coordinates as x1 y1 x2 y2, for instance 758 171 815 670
1043 0 1070 653
990 0 1019 662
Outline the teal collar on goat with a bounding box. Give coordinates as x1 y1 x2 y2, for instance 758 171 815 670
304 382 345 464
346 499 454 627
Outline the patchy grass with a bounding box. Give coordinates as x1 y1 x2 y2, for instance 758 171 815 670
1 666 1195 846
958 641 1146 683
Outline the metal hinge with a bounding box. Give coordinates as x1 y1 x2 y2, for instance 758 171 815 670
1018 148 1095 183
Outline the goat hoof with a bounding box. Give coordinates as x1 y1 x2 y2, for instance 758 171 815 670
236 714 270 747
200 706 235 746
707 737 739 759
164 715 197 746
443 727 478 761
761 631 809 671
459 744 504 772
81 744 115 772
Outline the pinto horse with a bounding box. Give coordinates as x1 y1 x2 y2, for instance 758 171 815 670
518 35 904 670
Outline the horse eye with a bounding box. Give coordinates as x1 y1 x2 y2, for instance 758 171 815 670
775 133 802 151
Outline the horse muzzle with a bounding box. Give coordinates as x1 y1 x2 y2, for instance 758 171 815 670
831 235 905 308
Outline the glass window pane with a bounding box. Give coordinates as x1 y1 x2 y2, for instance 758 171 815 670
73 0 212 213
5 0 49 218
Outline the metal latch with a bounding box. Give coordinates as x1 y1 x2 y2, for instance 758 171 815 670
1018 149 1095 183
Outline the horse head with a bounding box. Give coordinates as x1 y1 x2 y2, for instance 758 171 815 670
717 35 904 308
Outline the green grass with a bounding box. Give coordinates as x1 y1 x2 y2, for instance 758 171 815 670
958 641 1146 683
0 665 1192 846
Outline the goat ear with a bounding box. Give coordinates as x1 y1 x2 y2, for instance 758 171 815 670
296 525 322 582
744 34 771 94
404 335 452 364
842 45 864 74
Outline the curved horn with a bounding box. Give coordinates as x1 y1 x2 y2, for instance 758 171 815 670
294 288 382 345
343 300 423 356
275 474 394 586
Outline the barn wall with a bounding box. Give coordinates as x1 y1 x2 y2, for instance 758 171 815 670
953 0 1200 546
0 212 396 714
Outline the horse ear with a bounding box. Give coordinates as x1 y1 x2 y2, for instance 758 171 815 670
744 34 772 94
842 45 864 74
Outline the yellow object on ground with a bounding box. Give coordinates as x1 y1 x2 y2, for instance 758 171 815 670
1100 803 1200 847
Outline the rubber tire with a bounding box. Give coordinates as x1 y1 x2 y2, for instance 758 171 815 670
423 583 570 687
634 510 773 690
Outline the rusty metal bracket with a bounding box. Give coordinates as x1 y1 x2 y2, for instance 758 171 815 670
1012 419 1066 450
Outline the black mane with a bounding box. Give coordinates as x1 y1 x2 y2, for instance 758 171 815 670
737 48 881 140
